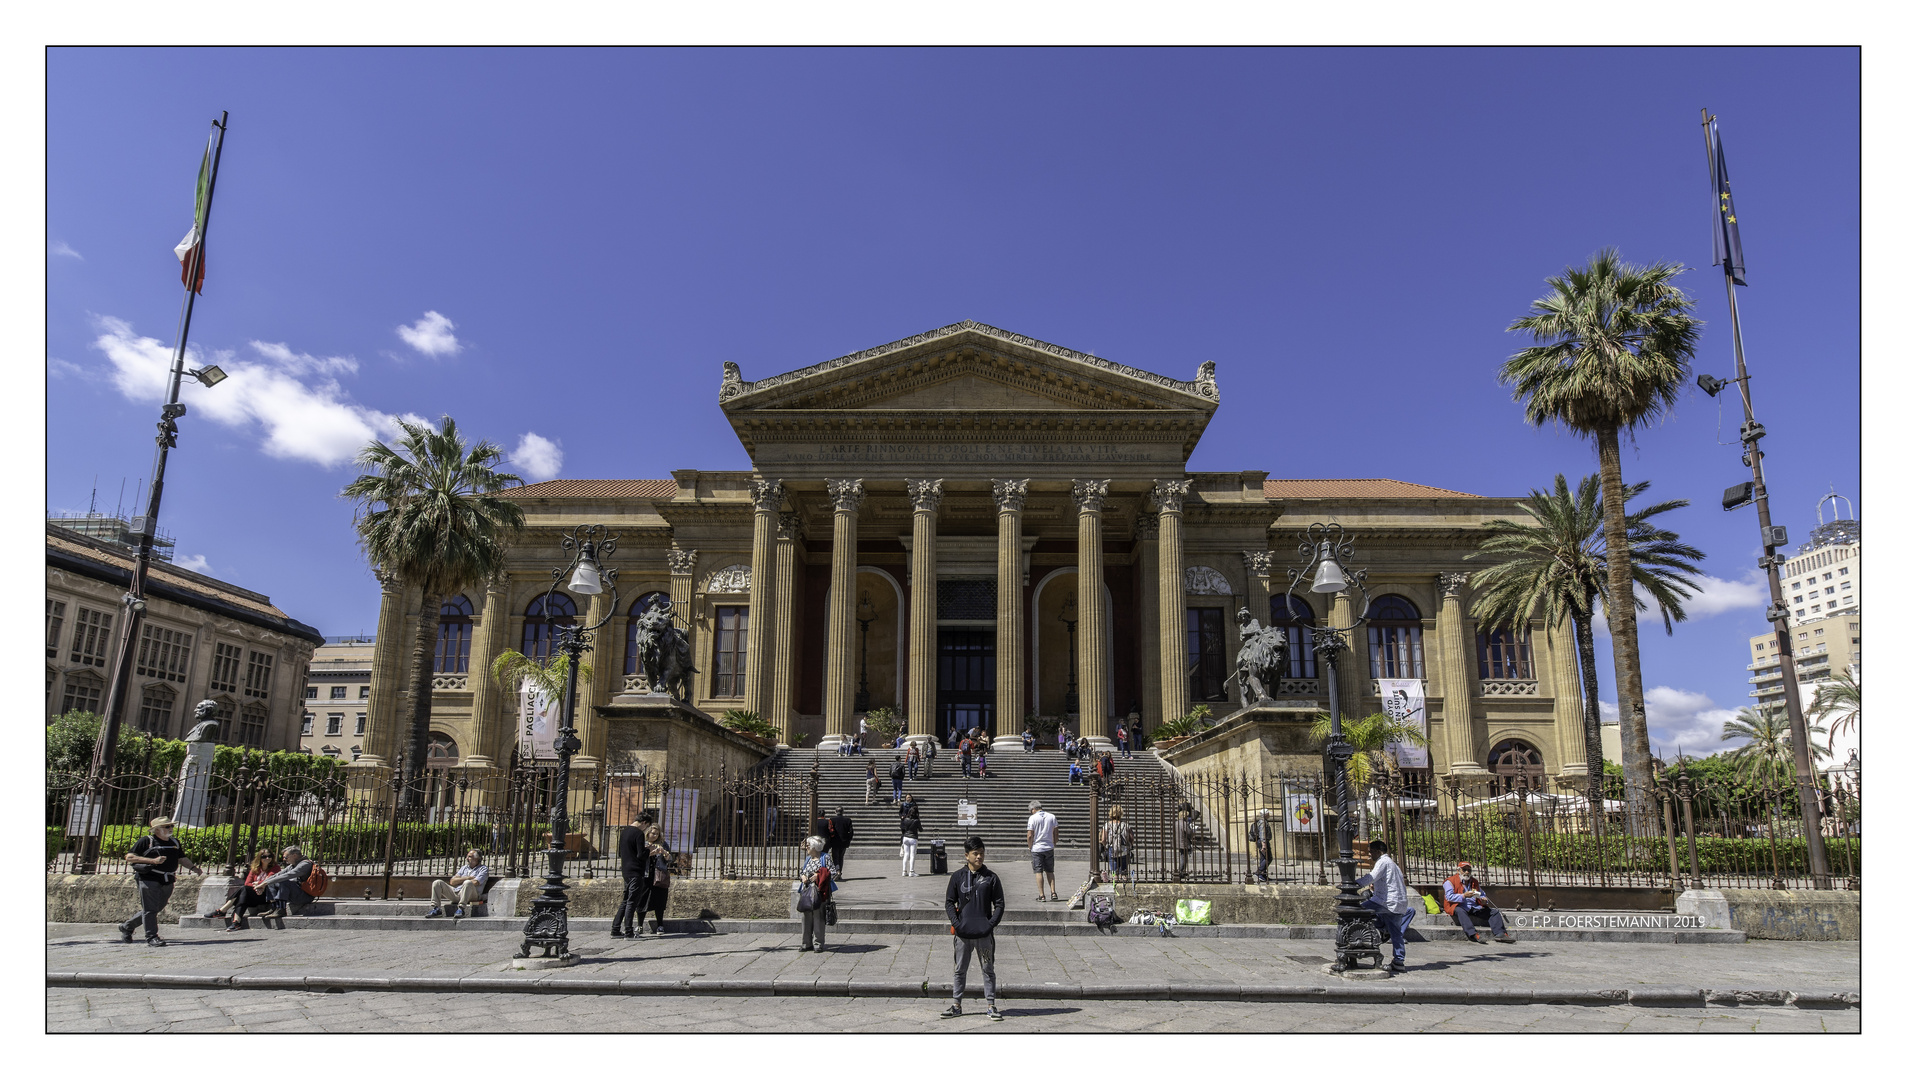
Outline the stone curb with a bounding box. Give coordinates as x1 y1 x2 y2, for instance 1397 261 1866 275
44 971 1856 1008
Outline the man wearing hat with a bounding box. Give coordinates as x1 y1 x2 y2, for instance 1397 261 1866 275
1442 861 1515 944
119 817 202 947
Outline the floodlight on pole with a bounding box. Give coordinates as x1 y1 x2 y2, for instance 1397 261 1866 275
190 365 228 387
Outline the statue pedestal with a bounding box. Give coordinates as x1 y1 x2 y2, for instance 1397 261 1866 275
174 741 217 827
595 694 773 777
1157 702 1328 775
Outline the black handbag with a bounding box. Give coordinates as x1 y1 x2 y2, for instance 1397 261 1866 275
824 899 838 926
796 883 820 913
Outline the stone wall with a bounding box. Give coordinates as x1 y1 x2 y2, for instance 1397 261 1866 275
596 697 773 777
1714 889 1861 940
512 877 791 920
47 874 211 926
1105 883 1343 925
1157 705 1328 779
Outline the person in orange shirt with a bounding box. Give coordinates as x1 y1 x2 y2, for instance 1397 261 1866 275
1442 861 1516 944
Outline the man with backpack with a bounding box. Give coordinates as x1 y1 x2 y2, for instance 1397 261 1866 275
426 849 490 919
890 755 907 801
825 807 855 880
1248 809 1275 883
941 835 1006 1021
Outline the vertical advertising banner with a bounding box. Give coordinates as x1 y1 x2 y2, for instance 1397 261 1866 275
518 684 559 762
1378 678 1429 768
1283 782 1321 833
662 788 699 855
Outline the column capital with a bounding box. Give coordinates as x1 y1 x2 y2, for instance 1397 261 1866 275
1438 572 1470 600
1071 479 1111 514
1242 550 1277 577
776 511 805 542
1132 512 1159 541
666 547 698 577
826 479 866 514
907 479 944 513
1152 479 1194 514
374 565 400 591
749 478 785 512
990 478 1029 513
484 570 512 595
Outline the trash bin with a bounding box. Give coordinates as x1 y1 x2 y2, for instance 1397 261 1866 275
929 839 948 874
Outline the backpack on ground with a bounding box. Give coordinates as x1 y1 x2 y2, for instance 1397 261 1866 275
301 862 330 897
1088 892 1117 930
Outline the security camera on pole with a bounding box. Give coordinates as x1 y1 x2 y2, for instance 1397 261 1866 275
1695 109 1830 886
78 113 232 872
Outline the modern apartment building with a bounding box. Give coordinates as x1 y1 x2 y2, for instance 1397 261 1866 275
1747 495 1860 719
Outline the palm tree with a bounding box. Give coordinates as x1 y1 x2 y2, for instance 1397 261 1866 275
1309 711 1428 839
343 416 525 790
1722 705 1827 788
1502 248 1701 809
1809 665 1860 754
1466 474 1706 810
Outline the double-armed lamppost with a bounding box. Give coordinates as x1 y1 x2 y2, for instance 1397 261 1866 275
855 590 876 713
515 525 618 964
1059 593 1080 716
1285 522 1384 973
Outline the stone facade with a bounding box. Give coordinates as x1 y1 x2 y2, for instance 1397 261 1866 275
360 322 1581 784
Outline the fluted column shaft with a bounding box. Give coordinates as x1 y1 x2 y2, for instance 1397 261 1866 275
770 514 802 745
575 591 612 766
359 571 407 769
823 480 865 743
993 480 1028 736
907 481 943 738
1154 481 1193 724
1243 551 1276 627
1438 573 1484 772
1330 591 1364 718
1074 480 1111 744
1134 514 1162 728
1549 623 1589 776
464 573 510 769
744 480 782 723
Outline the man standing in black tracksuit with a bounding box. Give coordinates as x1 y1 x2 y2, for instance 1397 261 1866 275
942 835 1005 1021
825 807 855 880
612 810 656 938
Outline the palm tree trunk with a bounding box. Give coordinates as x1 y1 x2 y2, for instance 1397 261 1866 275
406 591 442 804
1594 425 1652 834
1571 609 1605 813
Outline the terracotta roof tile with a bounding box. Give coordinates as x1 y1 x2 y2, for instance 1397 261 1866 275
501 479 676 500
1262 478 1482 499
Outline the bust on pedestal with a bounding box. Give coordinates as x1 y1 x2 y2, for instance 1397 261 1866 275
173 700 221 828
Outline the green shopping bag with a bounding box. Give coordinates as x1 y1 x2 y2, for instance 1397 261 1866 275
1421 892 1441 915
1174 898 1212 925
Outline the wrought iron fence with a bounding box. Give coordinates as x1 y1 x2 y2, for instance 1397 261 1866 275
1090 761 1859 894
48 752 818 888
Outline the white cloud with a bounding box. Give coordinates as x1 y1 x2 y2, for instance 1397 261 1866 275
1679 572 1767 619
48 357 83 379
91 315 405 468
396 311 462 357
50 240 82 260
510 432 563 481
175 554 212 573
1598 686 1740 757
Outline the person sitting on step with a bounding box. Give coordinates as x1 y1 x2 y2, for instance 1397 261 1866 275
426 848 490 919
1443 862 1516 944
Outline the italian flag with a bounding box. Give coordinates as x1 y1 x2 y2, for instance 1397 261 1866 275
173 131 215 293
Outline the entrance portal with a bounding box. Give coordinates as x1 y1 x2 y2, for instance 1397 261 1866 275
937 628 995 742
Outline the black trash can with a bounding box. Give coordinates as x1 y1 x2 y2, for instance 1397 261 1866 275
929 839 948 875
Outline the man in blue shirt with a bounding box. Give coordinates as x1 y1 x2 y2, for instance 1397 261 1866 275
1443 862 1516 944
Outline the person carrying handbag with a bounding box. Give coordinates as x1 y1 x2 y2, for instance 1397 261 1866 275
796 836 836 952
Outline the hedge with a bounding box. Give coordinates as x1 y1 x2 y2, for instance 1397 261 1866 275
72 822 555 868
1385 828 1859 878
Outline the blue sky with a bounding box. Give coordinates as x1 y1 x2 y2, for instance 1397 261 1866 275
45 47 1859 756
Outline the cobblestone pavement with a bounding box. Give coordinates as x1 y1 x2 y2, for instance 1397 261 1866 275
46 987 1859 1033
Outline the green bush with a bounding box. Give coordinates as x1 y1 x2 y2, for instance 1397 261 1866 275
47 826 65 865
861 707 904 740
720 709 780 741
83 821 554 868
1154 704 1215 741
1385 827 1858 878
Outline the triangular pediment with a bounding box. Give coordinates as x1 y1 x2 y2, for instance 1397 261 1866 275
717 321 1220 415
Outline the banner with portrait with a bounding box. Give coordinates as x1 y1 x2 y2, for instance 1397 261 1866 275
1378 678 1430 769
518 683 560 762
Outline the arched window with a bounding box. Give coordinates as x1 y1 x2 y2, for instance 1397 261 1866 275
624 591 671 675
1268 594 1317 679
136 685 176 737
1476 628 1533 679
1366 594 1425 679
426 732 460 770
1488 739 1543 769
521 593 577 663
434 595 474 673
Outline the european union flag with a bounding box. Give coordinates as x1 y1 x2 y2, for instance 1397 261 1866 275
1708 117 1747 286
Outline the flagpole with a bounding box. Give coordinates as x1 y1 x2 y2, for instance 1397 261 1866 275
79 111 229 872
1699 109 1831 887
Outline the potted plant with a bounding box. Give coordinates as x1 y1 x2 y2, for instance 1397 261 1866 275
862 706 906 745
1151 704 1215 750
719 709 780 747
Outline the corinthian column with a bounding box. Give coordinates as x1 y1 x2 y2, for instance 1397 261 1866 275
1243 550 1276 626
744 479 783 722
358 568 406 770
1153 480 1193 724
907 480 943 739
992 480 1028 736
822 479 865 747
1073 480 1112 745
666 547 696 699
463 571 510 770
770 513 803 745
575 590 612 767
1548 623 1589 777
1438 572 1485 774
1133 513 1162 728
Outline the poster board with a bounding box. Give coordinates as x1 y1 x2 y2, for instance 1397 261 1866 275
1378 678 1430 769
661 788 699 855
1282 782 1321 833
956 800 977 827
518 684 559 762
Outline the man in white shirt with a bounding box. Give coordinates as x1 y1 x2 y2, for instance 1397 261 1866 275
1353 839 1413 973
427 849 490 919
1025 800 1059 902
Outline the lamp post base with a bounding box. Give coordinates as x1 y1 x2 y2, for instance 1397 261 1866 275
1329 865 1386 973
514 848 572 963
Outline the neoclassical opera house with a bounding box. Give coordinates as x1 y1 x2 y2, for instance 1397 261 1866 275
356 322 1591 787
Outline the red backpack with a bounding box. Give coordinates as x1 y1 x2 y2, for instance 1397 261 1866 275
301 862 330 896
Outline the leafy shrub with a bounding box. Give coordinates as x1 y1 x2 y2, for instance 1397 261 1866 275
1154 705 1215 741
1385 827 1859 878
720 710 780 741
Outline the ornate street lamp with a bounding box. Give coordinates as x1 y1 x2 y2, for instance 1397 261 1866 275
855 590 876 713
515 525 618 964
1284 522 1384 973
1060 593 1080 716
